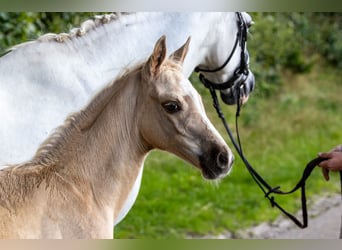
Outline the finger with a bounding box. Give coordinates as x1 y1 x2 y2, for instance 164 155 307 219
318 152 333 159
318 159 329 168
322 168 330 181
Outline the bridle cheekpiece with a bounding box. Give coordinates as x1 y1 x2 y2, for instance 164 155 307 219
195 12 250 92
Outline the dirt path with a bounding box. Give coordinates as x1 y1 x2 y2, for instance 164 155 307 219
235 193 341 239
194 193 341 239
274 205 340 239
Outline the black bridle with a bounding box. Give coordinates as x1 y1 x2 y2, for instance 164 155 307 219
208 85 326 229
207 77 342 235
194 12 250 91
197 12 342 236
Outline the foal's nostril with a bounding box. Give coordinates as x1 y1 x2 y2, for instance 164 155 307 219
217 151 229 169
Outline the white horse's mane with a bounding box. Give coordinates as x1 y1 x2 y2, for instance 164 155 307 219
9 12 135 51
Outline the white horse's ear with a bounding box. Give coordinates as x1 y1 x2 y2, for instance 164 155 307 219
170 36 191 65
143 35 167 79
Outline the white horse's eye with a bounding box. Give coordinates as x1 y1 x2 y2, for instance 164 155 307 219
162 101 182 114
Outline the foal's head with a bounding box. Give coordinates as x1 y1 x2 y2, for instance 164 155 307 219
139 36 233 180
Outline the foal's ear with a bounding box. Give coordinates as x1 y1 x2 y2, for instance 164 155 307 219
170 36 191 65
143 35 167 79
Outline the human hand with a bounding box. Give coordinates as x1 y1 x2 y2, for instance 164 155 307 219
318 151 342 181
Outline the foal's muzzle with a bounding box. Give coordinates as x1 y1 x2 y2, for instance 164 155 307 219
199 146 234 180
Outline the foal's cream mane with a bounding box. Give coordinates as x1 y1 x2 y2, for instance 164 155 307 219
26 63 144 167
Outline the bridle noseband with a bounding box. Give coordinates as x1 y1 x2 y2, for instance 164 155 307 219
195 12 250 91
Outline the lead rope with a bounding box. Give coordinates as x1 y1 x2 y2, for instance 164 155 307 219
207 85 342 232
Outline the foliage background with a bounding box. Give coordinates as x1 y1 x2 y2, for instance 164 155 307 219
1 13 341 90
0 13 341 238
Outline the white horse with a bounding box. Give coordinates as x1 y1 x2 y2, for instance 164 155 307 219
0 12 254 224
0 36 233 238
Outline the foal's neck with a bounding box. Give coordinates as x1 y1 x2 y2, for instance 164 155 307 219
45 70 149 212
82 71 148 166
83 70 147 188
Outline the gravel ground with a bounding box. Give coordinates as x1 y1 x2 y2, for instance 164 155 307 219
194 193 341 239
237 194 341 239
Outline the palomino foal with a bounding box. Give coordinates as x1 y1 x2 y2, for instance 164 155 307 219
0 36 233 239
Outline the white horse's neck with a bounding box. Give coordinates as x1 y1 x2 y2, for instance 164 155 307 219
0 13 237 166
4 13 235 92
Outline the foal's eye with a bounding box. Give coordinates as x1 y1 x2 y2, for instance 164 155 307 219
162 101 182 114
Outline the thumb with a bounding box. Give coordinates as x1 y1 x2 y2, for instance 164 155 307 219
318 152 333 159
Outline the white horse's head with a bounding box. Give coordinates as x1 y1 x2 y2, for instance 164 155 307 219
195 12 255 105
139 36 233 179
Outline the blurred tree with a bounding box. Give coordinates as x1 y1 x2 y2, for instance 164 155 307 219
248 12 341 97
0 12 97 52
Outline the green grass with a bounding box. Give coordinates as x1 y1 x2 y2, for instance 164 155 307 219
114 64 342 238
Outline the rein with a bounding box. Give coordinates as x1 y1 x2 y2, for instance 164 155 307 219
205 83 342 236
196 11 342 236
206 85 327 229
